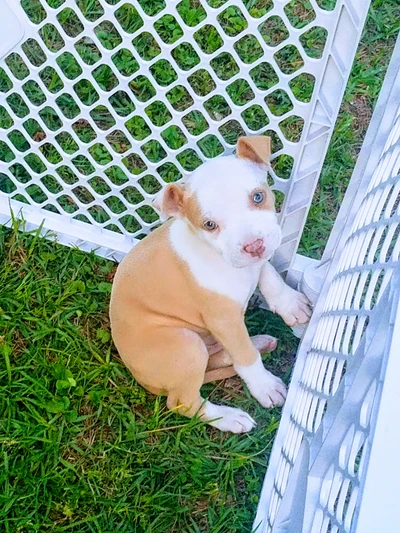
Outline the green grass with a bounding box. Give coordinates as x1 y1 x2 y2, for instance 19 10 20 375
0 0 399 531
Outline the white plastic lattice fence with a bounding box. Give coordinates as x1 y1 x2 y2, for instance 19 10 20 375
0 0 369 268
254 32 400 533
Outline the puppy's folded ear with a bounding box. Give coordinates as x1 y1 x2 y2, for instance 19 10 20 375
152 183 186 222
236 136 271 166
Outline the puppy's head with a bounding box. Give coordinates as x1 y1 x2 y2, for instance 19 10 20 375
153 136 281 268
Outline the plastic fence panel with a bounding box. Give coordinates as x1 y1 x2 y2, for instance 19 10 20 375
254 33 400 533
0 0 369 265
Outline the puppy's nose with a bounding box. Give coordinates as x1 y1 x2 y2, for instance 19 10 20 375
242 238 265 257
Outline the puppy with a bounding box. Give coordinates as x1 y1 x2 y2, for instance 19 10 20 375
110 136 312 433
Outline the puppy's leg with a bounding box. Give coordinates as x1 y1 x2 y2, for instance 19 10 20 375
206 309 287 408
258 262 312 327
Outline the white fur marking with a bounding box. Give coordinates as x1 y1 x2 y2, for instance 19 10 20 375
204 401 256 433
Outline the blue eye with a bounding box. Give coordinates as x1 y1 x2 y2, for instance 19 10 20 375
203 220 218 231
253 192 264 204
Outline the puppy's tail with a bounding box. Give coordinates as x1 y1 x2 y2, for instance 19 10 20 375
203 366 237 384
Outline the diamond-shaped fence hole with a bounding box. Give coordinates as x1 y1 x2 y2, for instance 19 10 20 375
125 116 151 141
109 92 135 117
39 24 65 53
136 205 159 224
0 141 15 163
76 0 104 21
56 94 80 119
157 161 182 183
188 70 216 97
194 25 223 54
73 185 95 205
266 89 293 116
234 35 264 64
161 125 188 150
137 0 166 17
72 119 97 143
112 49 139 77
89 143 113 165
177 148 203 171
182 110 209 136
56 52 82 80
105 165 129 185
242 0 273 18
40 143 62 163
121 186 145 204
74 79 99 106
284 0 316 29
106 130 132 154
177 0 207 27
90 105 115 131
279 115 304 142
241 105 270 131
227 78 255 106
8 130 30 152
75 38 102 65
122 153 147 175
0 68 13 93
72 154 95 175
271 153 294 179
141 140 167 163
197 134 224 158
150 60 178 87
57 195 78 213
258 16 289 47
210 52 239 81
57 8 84 38
7 94 29 118
0 174 16 193
274 190 285 212
5 53 30 80
154 14 184 44
21 0 47 24
219 120 245 145
92 64 119 92
41 174 63 194
22 39 47 67
10 163 32 183
218 6 248 37
56 166 79 185
39 107 63 131
166 85 194 111
43 203 60 215
88 205 110 224
300 26 328 59
129 75 156 102
274 45 304 74
39 66 64 93
56 132 79 154
315 0 337 11
95 21 122 50
204 95 231 121
0 107 14 129
26 184 48 204
132 32 161 60
25 154 46 174
138 174 162 195
88 176 111 195
23 80 46 106
249 62 279 91
23 118 46 142
12 193 30 205
145 101 172 127
172 43 200 71
119 214 141 234
115 3 144 33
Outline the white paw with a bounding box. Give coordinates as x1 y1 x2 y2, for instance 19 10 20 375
269 287 312 327
205 402 256 433
248 370 287 408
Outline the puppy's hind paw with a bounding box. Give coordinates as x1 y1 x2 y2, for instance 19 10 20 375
204 402 256 433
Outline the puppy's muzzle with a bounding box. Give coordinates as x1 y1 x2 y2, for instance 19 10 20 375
242 238 265 258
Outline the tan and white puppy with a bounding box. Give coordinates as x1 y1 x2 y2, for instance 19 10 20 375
110 136 311 433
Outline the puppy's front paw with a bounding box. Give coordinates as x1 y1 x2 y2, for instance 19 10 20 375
248 370 287 408
205 403 256 433
269 288 312 327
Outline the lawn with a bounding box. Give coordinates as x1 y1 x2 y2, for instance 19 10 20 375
0 1 399 532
